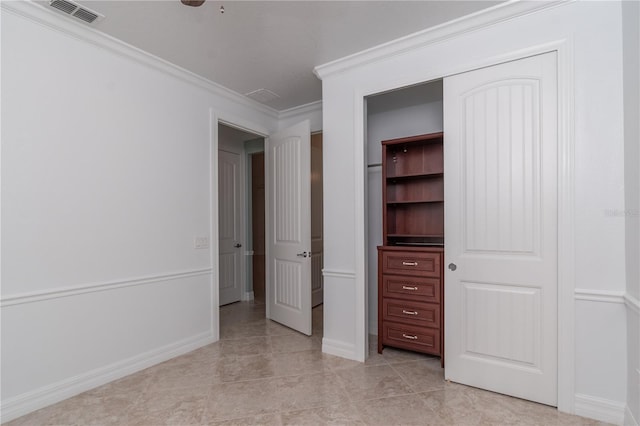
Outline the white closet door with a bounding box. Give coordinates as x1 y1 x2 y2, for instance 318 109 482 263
444 52 558 406
266 120 312 335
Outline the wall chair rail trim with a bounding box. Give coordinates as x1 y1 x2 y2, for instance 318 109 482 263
0 268 213 307
573 288 627 304
322 269 357 279
624 292 640 314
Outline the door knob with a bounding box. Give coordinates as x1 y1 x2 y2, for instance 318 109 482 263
296 251 309 258
234 243 242 248
448 263 457 271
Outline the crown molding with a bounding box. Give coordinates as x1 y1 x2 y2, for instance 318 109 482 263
1 0 279 120
313 0 570 80
278 100 322 120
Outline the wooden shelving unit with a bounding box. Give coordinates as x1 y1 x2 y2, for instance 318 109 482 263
382 132 444 247
378 132 445 364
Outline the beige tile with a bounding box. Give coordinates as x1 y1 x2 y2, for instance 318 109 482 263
6 302 608 426
272 373 350 412
380 346 437 364
353 393 443 425
281 401 365 425
6 390 134 426
221 320 271 340
269 333 320 354
127 386 209 425
419 386 522 425
217 353 276 382
460 387 611 426
205 379 281 421
179 342 223 362
145 356 221 391
365 349 389 366
389 358 446 392
221 336 271 357
334 364 415 401
210 413 283 426
205 373 348 421
265 320 300 337
321 353 366 371
271 350 332 376
221 319 297 340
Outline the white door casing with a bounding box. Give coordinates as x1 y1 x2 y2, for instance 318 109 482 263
266 120 312 335
218 149 243 306
444 52 558 405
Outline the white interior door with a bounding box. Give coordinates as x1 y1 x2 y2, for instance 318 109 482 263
266 120 312 335
444 52 558 406
219 149 243 306
311 133 324 307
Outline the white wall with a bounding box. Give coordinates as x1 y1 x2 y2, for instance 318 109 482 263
622 1 640 424
365 82 443 334
278 101 323 133
317 1 628 422
0 3 277 421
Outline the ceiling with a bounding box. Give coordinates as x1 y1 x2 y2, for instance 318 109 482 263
54 0 502 111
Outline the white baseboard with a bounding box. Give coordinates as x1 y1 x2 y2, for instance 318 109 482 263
574 394 626 425
0 332 215 423
626 405 639 426
242 291 255 301
322 337 359 361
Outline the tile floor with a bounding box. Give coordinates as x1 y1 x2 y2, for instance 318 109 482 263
6 302 607 426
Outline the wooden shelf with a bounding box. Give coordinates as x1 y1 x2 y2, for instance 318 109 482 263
387 200 443 205
387 172 443 181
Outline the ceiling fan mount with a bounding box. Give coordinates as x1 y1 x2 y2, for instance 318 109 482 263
181 0 205 7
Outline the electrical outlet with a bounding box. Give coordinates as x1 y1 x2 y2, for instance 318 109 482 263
194 236 209 249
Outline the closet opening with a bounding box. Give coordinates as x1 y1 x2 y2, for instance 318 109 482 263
364 80 444 354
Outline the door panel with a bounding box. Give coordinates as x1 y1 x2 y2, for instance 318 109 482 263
444 52 557 406
266 120 312 335
219 150 243 306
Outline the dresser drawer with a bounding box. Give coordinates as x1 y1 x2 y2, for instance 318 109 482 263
380 250 441 277
382 299 440 328
382 274 440 303
381 322 440 355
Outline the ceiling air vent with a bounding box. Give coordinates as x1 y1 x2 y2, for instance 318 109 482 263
245 89 281 105
49 0 104 24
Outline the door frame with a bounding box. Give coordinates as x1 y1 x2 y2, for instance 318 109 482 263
355 39 575 412
210 111 270 341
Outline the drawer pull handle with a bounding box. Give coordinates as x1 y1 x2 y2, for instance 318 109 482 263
402 309 418 316
402 333 418 340
402 261 418 266
402 285 418 291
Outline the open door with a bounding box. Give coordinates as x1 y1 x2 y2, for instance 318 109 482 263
265 120 312 335
444 52 558 405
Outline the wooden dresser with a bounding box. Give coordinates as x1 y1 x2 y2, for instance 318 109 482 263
377 246 443 357
377 132 444 364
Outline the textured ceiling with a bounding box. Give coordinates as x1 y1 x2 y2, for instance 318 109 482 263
56 1 502 110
